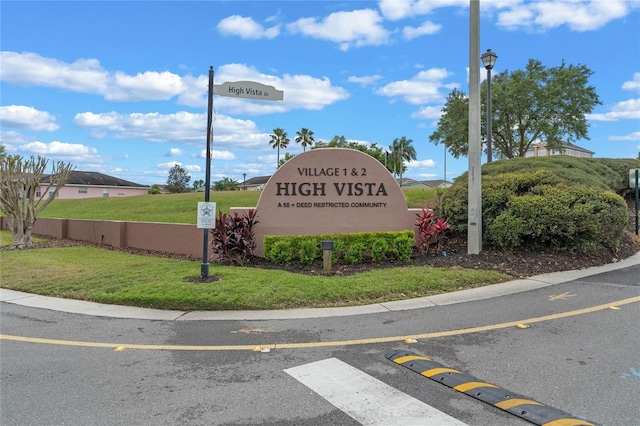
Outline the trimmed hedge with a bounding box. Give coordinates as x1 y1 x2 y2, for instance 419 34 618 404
488 185 627 253
441 157 635 253
263 231 415 265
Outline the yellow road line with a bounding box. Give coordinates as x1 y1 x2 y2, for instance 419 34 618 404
1 296 638 351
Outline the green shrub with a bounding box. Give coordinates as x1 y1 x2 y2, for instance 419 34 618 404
488 210 526 248
393 235 413 261
266 240 293 264
371 238 389 262
263 231 415 265
486 185 627 253
297 239 319 265
441 157 633 253
344 242 365 264
332 239 347 261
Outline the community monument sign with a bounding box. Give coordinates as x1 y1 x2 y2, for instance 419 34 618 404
231 148 418 257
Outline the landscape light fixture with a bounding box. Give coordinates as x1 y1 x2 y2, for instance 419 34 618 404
481 49 498 163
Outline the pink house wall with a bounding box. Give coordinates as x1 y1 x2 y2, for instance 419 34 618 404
42 185 148 199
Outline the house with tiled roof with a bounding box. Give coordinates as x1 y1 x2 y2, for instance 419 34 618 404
39 171 148 199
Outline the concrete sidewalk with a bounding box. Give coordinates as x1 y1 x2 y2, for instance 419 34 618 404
2 252 638 321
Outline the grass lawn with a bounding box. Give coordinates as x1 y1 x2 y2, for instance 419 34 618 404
0 231 510 311
39 188 440 223
1 189 511 311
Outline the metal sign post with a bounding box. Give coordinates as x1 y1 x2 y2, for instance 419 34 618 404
201 67 214 278
633 169 639 235
200 69 283 278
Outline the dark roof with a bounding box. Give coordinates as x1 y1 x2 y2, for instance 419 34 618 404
41 171 147 188
563 142 595 154
244 176 271 185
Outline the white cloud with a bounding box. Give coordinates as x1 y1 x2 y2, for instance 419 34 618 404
16 140 103 166
376 68 456 104
200 149 236 160
0 51 183 102
610 132 640 141
348 75 383 87
286 9 390 51
166 148 184 157
622 73 640 93
74 111 207 143
157 161 181 170
0 130 30 148
402 21 442 39
108 71 185 102
587 98 640 121
410 105 444 120
1 52 348 114
217 15 280 39
183 164 201 173
378 0 467 21
73 110 272 151
0 105 59 131
20 140 97 156
176 74 209 108
407 159 437 168
0 51 108 95
497 0 635 32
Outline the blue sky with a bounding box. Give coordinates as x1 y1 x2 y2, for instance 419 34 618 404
1 0 639 187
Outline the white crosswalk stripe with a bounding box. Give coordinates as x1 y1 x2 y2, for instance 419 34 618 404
285 358 467 426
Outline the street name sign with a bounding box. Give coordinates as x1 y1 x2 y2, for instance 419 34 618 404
213 80 284 101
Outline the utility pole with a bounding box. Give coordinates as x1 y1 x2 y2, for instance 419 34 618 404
467 0 482 254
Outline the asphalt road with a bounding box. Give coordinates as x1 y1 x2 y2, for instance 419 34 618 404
1 254 639 425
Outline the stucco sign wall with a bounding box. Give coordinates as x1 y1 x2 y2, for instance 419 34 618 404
232 148 417 257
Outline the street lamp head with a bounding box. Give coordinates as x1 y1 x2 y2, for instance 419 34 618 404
481 49 498 70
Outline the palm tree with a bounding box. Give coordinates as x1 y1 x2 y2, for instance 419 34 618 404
391 136 417 186
295 128 315 152
269 128 290 169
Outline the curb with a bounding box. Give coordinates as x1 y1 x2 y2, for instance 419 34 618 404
1 252 638 321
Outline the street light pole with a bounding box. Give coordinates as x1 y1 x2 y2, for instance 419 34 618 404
481 49 498 163
243 173 246 191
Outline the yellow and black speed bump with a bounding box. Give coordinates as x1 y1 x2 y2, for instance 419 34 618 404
386 349 596 426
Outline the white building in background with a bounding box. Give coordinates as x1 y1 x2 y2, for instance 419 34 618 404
525 141 594 158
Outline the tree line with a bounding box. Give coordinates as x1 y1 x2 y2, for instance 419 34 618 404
269 128 416 178
163 130 420 194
